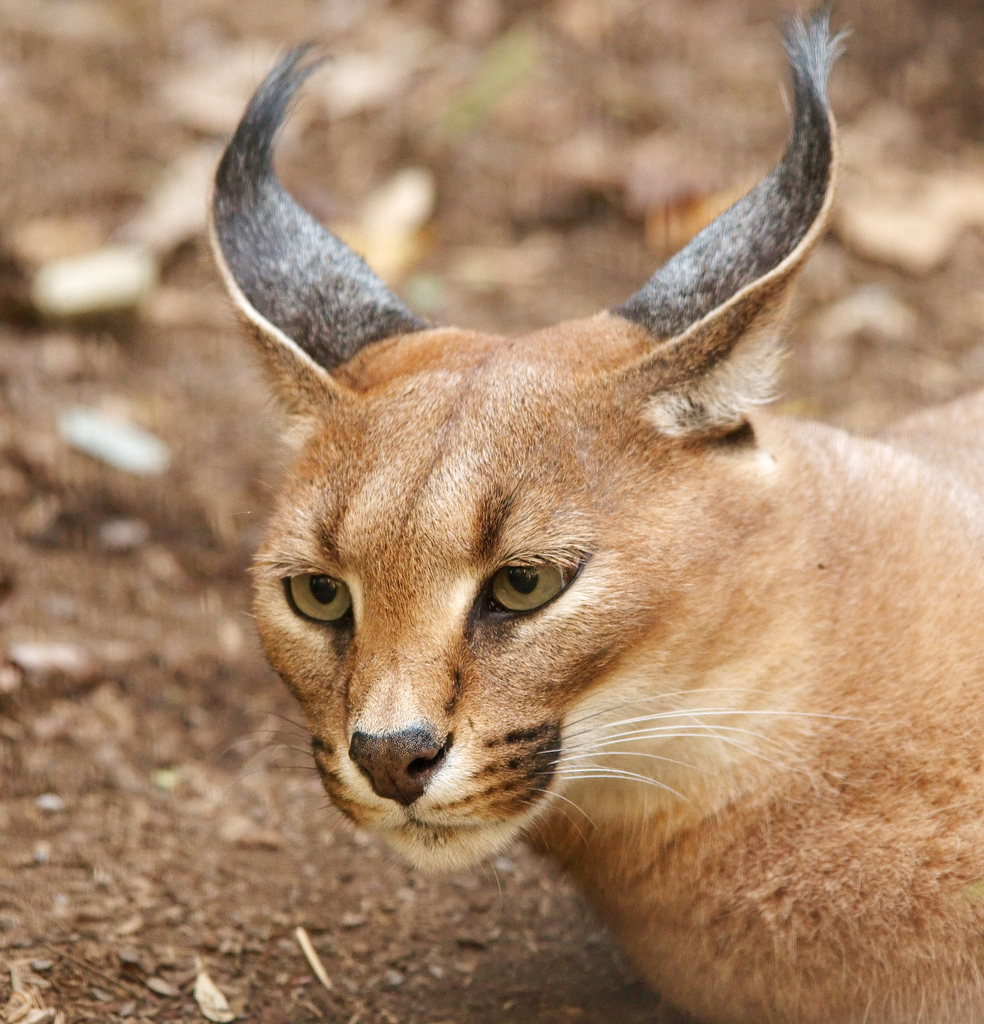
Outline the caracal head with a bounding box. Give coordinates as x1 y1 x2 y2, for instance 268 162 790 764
210 13 841 869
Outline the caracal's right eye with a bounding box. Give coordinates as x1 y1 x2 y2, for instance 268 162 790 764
287 574 352 622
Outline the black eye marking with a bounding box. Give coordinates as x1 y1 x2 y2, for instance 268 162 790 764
473 486 516 563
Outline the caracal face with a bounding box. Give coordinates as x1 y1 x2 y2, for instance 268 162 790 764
250 322 759 869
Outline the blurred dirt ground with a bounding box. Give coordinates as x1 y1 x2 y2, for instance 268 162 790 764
2 0 984 1021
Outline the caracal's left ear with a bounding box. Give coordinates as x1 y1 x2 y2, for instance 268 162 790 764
608 8 843 436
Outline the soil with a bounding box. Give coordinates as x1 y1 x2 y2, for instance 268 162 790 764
2 1 984 1021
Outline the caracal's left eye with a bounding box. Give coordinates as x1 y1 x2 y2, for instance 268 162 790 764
287 574 352 622
490 563 567 612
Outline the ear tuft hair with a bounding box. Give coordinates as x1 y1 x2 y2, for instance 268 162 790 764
643 334 783 436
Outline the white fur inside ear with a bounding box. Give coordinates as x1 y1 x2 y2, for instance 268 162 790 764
644 333 783 436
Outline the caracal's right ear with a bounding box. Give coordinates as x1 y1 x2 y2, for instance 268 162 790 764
209 47 429 419
608 8 844 436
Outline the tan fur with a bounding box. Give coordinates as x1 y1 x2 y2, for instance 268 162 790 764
211 17 984 1022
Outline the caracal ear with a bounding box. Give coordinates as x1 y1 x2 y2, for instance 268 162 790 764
209 46 429 418
609 8 843 436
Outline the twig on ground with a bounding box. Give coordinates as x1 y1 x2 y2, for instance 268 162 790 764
293 926 333 992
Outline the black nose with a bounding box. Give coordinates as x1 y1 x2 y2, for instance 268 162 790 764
348 725 450 806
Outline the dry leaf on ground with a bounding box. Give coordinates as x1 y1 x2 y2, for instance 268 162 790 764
193 968 235 1023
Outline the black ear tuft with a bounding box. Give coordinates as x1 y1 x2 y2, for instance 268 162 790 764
212 46 428 373
612 7 843 341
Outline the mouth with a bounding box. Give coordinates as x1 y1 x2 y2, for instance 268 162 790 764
382 812 533 871
311 727 561 868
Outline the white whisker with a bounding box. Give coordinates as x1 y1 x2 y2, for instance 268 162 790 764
564 722 786 752
533 787 597 826
553 766 687 800
562 706 844 745
559 687 768 733
553 749 710 775
527 789 594 844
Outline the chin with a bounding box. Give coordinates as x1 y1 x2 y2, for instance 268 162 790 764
380 814 530 872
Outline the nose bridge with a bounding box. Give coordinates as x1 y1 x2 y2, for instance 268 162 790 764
347 620 457 737
347 565 474 736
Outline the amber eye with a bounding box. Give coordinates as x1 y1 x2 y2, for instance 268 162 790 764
490 564 567 613
287 574 352 622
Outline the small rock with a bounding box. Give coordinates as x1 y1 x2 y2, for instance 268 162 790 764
57 406 169 476
384 969 405 987
235 825 282 850
32 244 158 317
99 518 150 551
454 957 477 975
30 959 53 972
35 793 65 813
33 841 52 863
152 768 182 792
340 912 366 928
8 642 95 681
118 1001 136 1018
115 913 144 937
146 976 180 998
142 546 184 583
118 948 144 969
